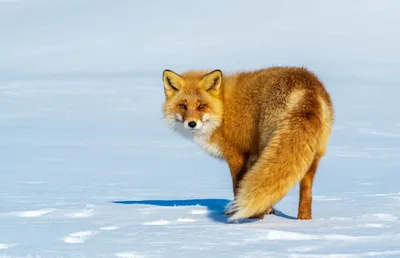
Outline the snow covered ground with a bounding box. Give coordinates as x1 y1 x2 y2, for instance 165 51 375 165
1 1 400 257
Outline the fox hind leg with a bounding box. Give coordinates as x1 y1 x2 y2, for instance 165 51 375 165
298 113 332 220
297 155 321 220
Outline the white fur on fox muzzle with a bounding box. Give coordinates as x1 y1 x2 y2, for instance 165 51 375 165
184 120 203 130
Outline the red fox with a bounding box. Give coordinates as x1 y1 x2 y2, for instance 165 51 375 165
161 67 334 222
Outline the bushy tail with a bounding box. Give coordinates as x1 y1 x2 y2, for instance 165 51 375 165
227 94 325 222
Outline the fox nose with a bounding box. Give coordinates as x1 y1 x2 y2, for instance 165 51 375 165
188 121 197 128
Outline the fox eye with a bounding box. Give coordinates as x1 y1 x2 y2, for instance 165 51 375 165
178 104 187 110
198 104 207 110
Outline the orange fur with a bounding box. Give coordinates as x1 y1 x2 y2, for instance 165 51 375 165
161 67 334 221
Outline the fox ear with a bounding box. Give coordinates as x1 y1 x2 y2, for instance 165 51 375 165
200 69 222 92
162 69 184 98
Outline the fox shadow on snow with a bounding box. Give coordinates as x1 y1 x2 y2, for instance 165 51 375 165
112 198 296 223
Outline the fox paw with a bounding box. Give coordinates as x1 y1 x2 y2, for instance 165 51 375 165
249 213 265 220
265 207 275 215
248 208 274 220
297 213 311 220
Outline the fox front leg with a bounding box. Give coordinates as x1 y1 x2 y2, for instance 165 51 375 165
228 152 249 197
223 152 249 216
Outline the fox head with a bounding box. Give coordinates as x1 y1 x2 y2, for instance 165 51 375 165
162 69 223 135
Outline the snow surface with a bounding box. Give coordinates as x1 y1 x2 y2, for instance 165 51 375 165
1 1 400 257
